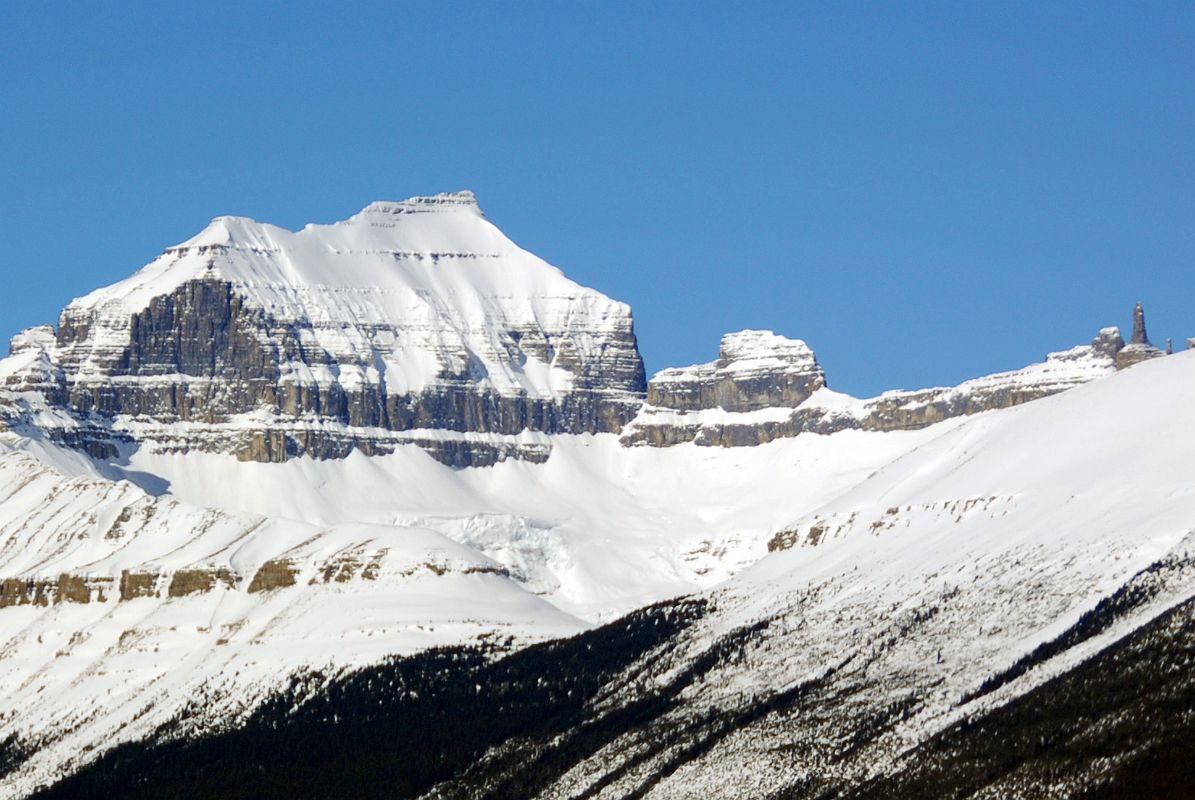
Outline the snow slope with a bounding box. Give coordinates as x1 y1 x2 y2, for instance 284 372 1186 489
500 349 1195 798
0 431 586 795
0 370 970 798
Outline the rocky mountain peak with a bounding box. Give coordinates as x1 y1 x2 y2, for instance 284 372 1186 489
716 330 818 370
356 190 482 218
12 195 647 466
8 325 56 357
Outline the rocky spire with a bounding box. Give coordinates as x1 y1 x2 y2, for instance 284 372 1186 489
1131 302 1150 345
1115 302 1165 369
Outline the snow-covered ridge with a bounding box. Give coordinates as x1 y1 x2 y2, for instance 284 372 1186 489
11 192 646 466
70 190 578 323
10 193 1174 468
623 318 1164 448
355 190 482 216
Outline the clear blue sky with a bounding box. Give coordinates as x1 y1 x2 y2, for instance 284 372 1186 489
1 2 1191 395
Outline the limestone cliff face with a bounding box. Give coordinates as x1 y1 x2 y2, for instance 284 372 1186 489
6 193 647 466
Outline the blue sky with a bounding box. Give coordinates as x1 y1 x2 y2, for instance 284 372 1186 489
1 2 1191 395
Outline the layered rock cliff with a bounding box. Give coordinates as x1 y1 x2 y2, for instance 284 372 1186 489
3 192 646 466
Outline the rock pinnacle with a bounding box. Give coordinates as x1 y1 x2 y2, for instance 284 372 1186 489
1131 302 1150 345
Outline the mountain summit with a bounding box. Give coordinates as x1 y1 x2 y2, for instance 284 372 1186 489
24 192 648 465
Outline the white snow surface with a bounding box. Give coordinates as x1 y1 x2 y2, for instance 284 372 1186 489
0 390 956 796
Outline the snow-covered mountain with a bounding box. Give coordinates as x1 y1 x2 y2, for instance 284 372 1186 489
0 193 1190 798
10 192 645 467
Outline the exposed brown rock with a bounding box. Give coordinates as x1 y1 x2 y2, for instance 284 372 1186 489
0 578 33 608
247 559 298 593
57 574 92 604
119 570 159 601
0 574 113 606
767 528 801 552
1115 344 1164 370
167 568 237 597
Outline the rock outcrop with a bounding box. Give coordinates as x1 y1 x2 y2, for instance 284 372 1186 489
622 331 841 448
647 330 825 412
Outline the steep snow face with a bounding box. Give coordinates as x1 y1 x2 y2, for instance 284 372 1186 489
37 192 645 465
